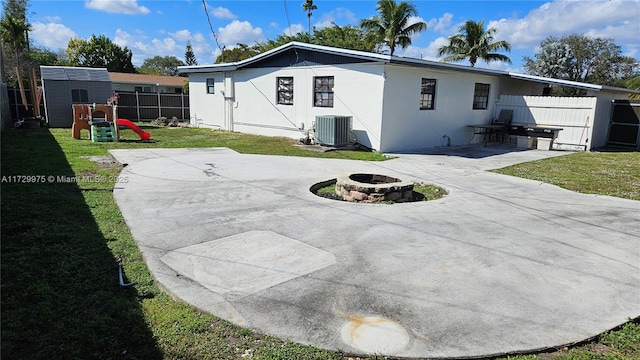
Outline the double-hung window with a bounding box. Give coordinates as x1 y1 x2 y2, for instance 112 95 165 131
419 78 436 110
313 76 334 107
473 83 490 109
206 78 215 94
277 77 294 105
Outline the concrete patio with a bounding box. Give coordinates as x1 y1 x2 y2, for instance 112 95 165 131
109 146 640 358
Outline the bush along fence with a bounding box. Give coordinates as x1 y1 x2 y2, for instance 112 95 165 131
114 91 190 122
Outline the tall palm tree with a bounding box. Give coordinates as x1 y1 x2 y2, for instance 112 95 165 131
302 0 318 36
359 0 427 56
437 20 511 67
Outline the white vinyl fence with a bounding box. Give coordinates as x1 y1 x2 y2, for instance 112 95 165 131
495 95 597 151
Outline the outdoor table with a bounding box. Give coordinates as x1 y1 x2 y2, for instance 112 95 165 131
467 124 507 146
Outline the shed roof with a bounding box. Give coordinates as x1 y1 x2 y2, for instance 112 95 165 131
40 66 111 82
109 72 185 87
178 42 638 94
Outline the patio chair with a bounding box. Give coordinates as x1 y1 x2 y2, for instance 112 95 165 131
489 109 513 143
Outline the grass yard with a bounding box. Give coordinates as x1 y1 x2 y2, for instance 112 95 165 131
1 125 638 360
491 150 640 201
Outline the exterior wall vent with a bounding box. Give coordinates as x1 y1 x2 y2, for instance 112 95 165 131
315 115 352 146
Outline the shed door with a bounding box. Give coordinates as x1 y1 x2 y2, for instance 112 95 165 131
607 100 640 150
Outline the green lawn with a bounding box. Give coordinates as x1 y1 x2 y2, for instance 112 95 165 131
1 125 638 359
491 150 640 201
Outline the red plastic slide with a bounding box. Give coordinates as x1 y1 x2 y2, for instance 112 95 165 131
117 119 151 140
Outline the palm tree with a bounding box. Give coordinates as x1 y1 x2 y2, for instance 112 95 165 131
437 20 511 67
0 15 31 63
359 0 427 56
302 0 318 36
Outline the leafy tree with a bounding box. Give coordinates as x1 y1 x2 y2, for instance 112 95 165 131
184 40 197 65
437 20 511 67
214 23 382 64
523 41 572 79
313 23 378 52
302 0 318 36
215 43 262 64
625 75 640 99
2 0 29 19
359 0 427 56
66 34 135 73
0 15 30 62
256 32 312 52
523 34 638 95
138 55 185 76
0 14 30 84
27 46 60 66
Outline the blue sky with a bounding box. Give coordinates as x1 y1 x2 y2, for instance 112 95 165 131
27 0 640 72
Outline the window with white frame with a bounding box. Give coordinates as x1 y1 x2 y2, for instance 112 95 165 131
473 83 490 109
313 76 334 107
277 77 294 105
206 78 215 94
420 78 436 110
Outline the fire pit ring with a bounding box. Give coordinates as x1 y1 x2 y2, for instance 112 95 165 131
335 173 415 203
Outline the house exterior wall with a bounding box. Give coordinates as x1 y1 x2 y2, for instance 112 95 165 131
189 72 232 129
500 78 547 96
188 63 387 150
587 89 628 149
42 79 112 127
378 65 503 152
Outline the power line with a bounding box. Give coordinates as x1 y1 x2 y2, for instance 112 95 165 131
283 0 293 36
201 0 225 62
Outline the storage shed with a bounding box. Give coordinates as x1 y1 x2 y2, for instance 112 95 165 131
40 66 113 127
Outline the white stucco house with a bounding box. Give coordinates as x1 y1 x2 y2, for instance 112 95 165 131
179 42 636 153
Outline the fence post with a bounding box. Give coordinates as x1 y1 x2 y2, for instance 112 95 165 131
181 93 185 121
135 91 141 122
157 91 161 119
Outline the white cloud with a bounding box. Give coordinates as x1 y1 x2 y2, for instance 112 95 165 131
314 7 358 29
283 24 305 36
169 30 193 42
218 20 264 46
85 0 150 15
397 37 449 61
151 37 178 53
487 0 640 50
44 15 62 23
114 28 216 65
427 13 454 34
211 6 236 19
113 28 136 48
31 22 78 49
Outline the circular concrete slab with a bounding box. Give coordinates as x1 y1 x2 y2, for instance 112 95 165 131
110 147 640 358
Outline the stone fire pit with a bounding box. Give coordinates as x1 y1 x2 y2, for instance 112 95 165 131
335 173 414 203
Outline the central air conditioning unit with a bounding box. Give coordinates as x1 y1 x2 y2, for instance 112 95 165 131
315 115 352 146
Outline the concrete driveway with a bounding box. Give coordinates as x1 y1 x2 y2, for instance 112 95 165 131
110 146 639 358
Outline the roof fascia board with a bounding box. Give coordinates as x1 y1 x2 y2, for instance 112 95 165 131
178 42 391 74
508 72 603 91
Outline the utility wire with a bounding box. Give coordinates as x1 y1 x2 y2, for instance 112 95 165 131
201 0 225 62
283 0 293 36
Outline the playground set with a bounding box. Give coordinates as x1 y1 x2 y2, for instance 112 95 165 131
71 95 150 142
